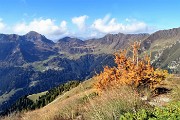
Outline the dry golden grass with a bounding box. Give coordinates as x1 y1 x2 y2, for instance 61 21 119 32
81 86 144 120
2 78 95 120
2 76 180 120
165 76 180 101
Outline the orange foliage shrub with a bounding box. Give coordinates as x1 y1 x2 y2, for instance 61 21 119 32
94 42 169 91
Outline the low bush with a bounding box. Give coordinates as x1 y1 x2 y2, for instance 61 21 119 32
120 101 180 120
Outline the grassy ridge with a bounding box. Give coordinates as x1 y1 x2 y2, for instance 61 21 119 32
1 81 79 116
1 76 180 120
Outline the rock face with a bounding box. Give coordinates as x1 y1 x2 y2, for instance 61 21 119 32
142 27 180 49
142 27 180 73
0 27 180 113
85 33 149 53
55 33 149 54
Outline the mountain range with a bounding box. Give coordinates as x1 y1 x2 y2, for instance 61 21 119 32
0 27 180 113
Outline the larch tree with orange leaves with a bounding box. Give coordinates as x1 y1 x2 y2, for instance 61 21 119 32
94 42 169 92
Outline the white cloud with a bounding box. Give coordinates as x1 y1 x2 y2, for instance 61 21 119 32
91 15 152 34
13 18 68 39
0 18 6 32
72 15 88 30
0 15 155 40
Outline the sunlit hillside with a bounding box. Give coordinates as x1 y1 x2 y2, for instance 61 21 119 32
2 42 180 120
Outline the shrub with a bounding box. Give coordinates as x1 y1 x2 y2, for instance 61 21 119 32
120 101 180 120
94 42 169 92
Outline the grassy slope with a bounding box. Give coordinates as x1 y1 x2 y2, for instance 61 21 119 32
2 75 180 120
27 91 47 102
21 78 96 120
1 78 95 120
148 38 180 72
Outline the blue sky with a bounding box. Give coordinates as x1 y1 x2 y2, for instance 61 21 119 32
0 0 180 40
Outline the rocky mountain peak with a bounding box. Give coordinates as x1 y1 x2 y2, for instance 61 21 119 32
24 31 45 41
26 31 41 36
